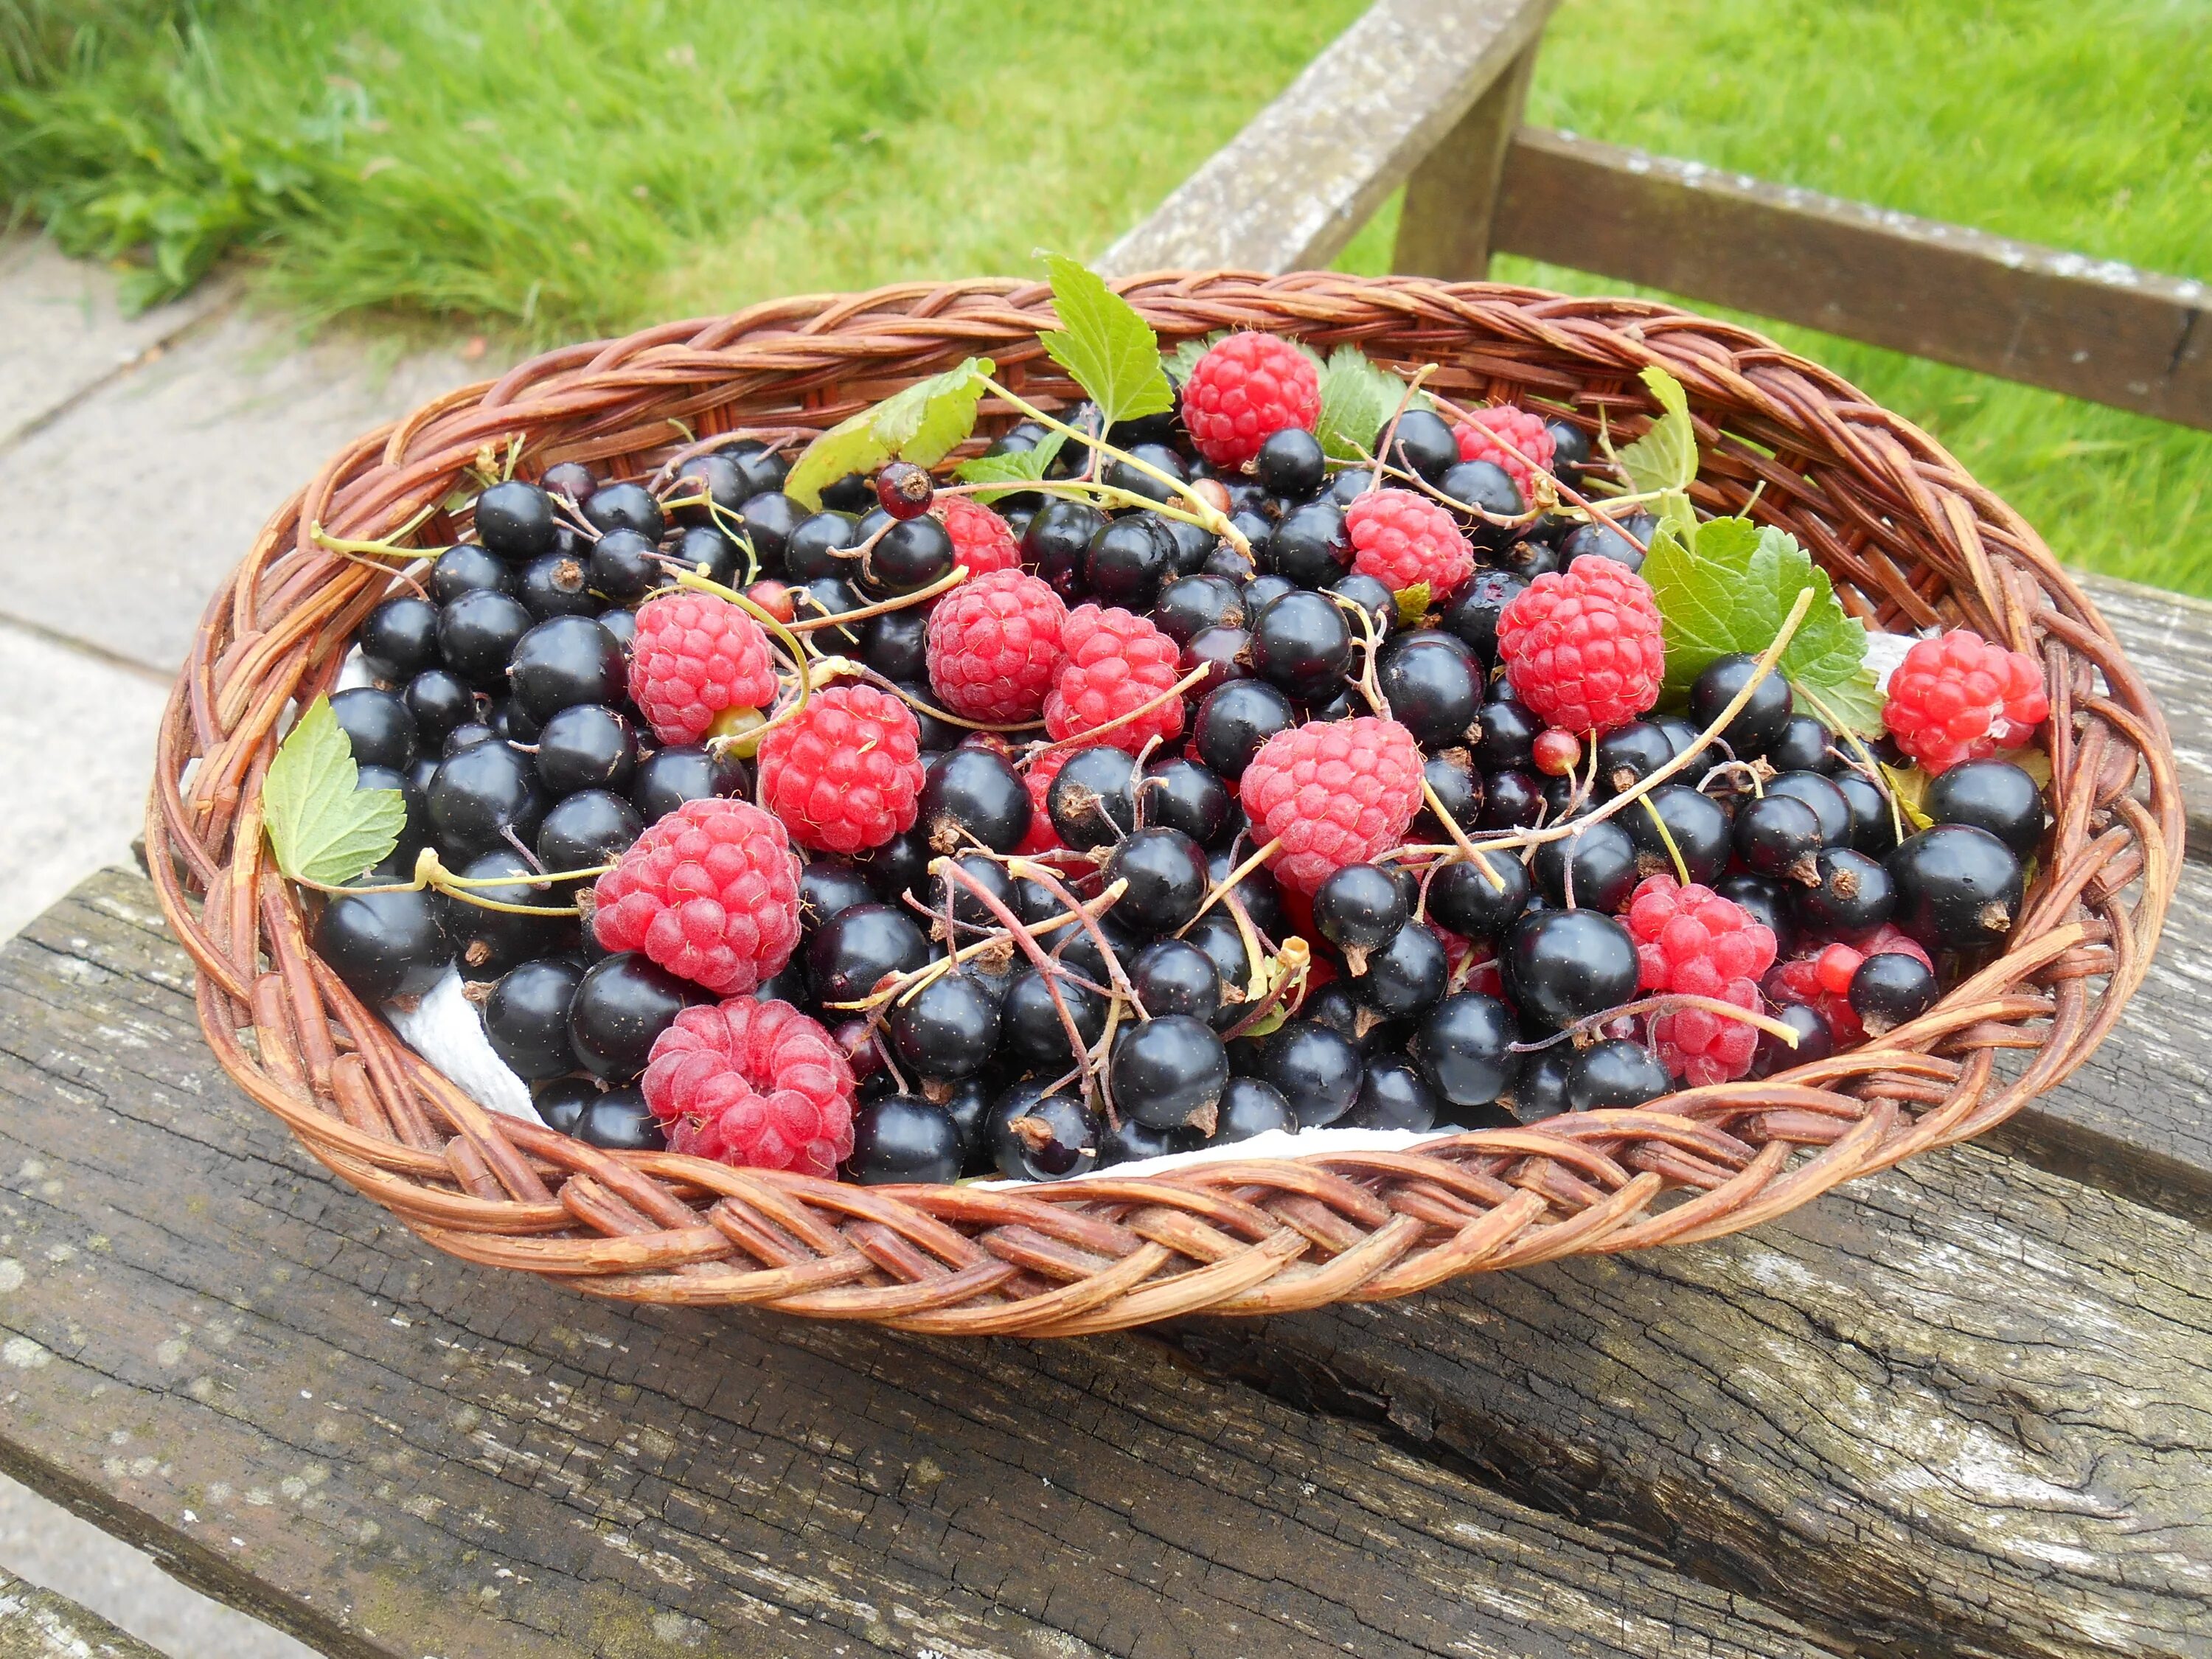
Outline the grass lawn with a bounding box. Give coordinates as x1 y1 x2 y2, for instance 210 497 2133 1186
5 0 2207 592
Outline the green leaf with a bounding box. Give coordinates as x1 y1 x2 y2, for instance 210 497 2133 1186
953 428 1068 504
1316 344 1424 465
1037 254 1172 432
263 696 407 887
1393 581 1433 628
1879 762 1936 831
784 355 995 509
1164 332 1227 381
1611 365 1698 497
1643 515 1885 736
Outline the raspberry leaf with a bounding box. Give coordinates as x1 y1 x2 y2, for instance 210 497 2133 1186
1392 581 1433 628
263 695 407 888
1644 515 1884 735
1607 366 1699 497
1164 330 1229 381
1316 344 1425 465
953 428 1068 503
1037 254 1172 431
784 355 995 509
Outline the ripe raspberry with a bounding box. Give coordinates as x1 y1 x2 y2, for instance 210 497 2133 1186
1624 874 1778 1085
1882 629 2049 773
1453 405 1557 500
642 998 855 1175
1180 333 1321 470
1344 487 1475 599
592 798 801 995
1044 605 1185 753
628 591 780 745
1018 748 1070 855
925 570 1066 723
936 495 1022 577
1765 925 1933 1048
1239 717 1425 892
1497 555 1666 734
757 685 924 855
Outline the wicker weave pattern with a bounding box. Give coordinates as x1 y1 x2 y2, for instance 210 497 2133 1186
147 273 2181 1334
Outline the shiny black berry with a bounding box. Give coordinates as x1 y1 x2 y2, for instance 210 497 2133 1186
1546 419 1592 487
797 860 875 934
807 904 930 1005
1568 1040 1671 1110
1153 574 1245 646
1593 721 1676 797
574 1085 664 1151
1848 950 1939 1037
1690 653 1793 756
1532 820 1639 912
1138 757 1231 846
871 515 956 594
846 1095 960 1184
1734 793 1825 883
1192 679 1296 780
630 744 746 820
1507 1048 1573 1122
582 481 663 543
1348 921 1447 1018
1380 637 1479 748
1480 768 1545 830
1558 518 1645 571
1472 697 1540 771
1113 1015 1229 1130
1095 1117 1197 1167
989 1084 1098 1181
1504 908 1638 1029
1314 863 1410 953
1428 855 1530 942
1251 1020 1363 1127
443 850 566 980
316 887 450 1003
1267 501 1354 587
1439 460 1525 553
1256 427 1327 498
330 686 417 771
1249 590 1352 699
1380 408 1458 485
428 742 545 859
1622 785 1730 886
1212 1076 1295 1143
1048 745 1138 850
568 952 700 1081
1792 849 1895 943
1023 500 1108 603
1104 829 1210 937
515 549 596 620
1715 873 1792 950
507 616 623 724
1767 771 1852 848
1130 938 1222 1022
1412 754 1481 844
532 1075 596 1136
1439 568 1527 669
925 851 1016 932
585 529 661 602
736 493 802 566
1766 715 1836 774
358 595 440 684
785 510 858 582
437 588 535 690
404 669 477 748
476 480 558 560
1749 1002 1833 1079
537 789 643 879
874 460 935 521
1886 825 2023 951
1411 992 1515 1109
918 746 1030 853
1924 759 2045 857
1344 1057 1439 1131
1835 771 1899 856
484 956 588 1079
1001 970 1107 1066
888 973 1002 1080
535 704 636 796
1102 444 1186 505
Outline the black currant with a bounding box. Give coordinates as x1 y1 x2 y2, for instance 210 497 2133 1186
1835 771 1900 857
1848 950 1939 1037
1329 573 1394 641
431 543 513 605
785 510 858 582
736 492 802 566
873 459 936 521
1412 754 1481 844
1593 721 1675 796
807 904 930 1005
1504 908 1638 1028
484 956 588 1080
1427 854 1531 942
506 616 624 725
1532 820 1639 912
1104 828 1210 937
1347 920 1447 1018
1792 849 1896 943
1095 1117 1199 1168
537 789 642 877
1344 1057 1439 1131
888 973 1002 1081
1504 1047 1573 1122
852 829 931 902
869 515 956 594
568 952 700 1081
1206 846 1286 938
1255 427 1326 498
1480 768 1545 830
358 595 440 684
846 1092 964 1183
798 860 875 934
1001 970 1108 1066
427 741 545 859
404 669 477 748
989 1084 1098 1181
1130 938 1222 1023
1714 873 1792 950
1886 825 2023 951
1410 992 1515 1109
1101 443 1186 506
576 1085 664 1151
1247 589 1351 700
1472 698 1541 771
1138 757 1231 846
1039 745 1133 852
818 470 874 514
533 1075 597 1136
475 479 558 560
442 850 567 980
1439 568 1527 669
1380 637 1479 748
535 703 636 796
582 481 663 543
1152 575 1245 647
1112 1015 1229 1130
1192 680 1295 780
1213 1076 1295 1143
515 549 596 620
1023 500 1108 603
793 575 866 650
1558 518 1645 571
329 686 417 771
1689 653 1793 756
1733 793 1825 883
437 588 535 690
1924 759 2045 857
925 852 1017 932
1546 419 1592 487
1379 408 1458 485
1314 863 1410 954
1438 460 1525 553
316 887 450 1003
1181 911 1257 1020
1567 1040 1672 1110
1250 1020 1363 1127
630 744 746 820
917 746 1030 853
1748 1003 1833 1079
1621 785 1731 886
1767 771 1852 848
585 529 661 602
1267 501 1353 588
1766 714 1837 774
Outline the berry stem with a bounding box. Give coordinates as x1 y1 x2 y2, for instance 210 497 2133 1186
1005 858 1147 1018
1793 681 1907 846
1637 795 1693 888
308 504 437 563
1178 835 1284 934
1427 392 1649 553
931 855 1105 1110
289 848 606 917
823 658 1046 734
1026 664 1211 757
1362 364 1439 498
1219 933 1312 1042
1508 993 1804 1054
1419 778 1509 891
935 477 1228 541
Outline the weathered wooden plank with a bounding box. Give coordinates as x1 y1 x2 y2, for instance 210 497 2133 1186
0 874 1833 1659
2077 570 2212 863
1095 0 1557 279
1489 128 2212 430
0 1573 170 1659
1388 38 1540 281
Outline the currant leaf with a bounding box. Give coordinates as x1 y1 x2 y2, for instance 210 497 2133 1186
1610 365 1698 497
263 696 407 888
1316 344 1422 465
784 355 995 509
953 428 1068 504
1037 254 1172 431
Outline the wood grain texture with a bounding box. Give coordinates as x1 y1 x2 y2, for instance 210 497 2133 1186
2076 571 2212 861
9 871 2212 1658
1095 0 1556 278
0 874 1832 1659
1489 128 2211 430
1389 39 1540 280
0 1573 170 1659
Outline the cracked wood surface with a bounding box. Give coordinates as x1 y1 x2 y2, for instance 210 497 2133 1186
0 873 1833 1659
4 874 2210 1657
0 1569 169 1659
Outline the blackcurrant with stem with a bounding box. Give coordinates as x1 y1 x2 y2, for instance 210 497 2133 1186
630 745 746 820
1767 771 1852 848
1104 828 1210 937
1623 785 1731 886
588 529 661 602
1138 757 1231 846
1835 771 1899 856
1313 864 1408 957
1792 849 1896 942
1023 500 1107 602
1533 820 1639 912
1886 825 2023 951
443 850 567 980
507 616 623 723
1001 971 1110 1068
316 888 451 1004
428 742 545 859
989 1084 1098 1181
1472 698 1540 771
807 904 930 1005
888 973 1002 1080
476 480 558 559
1734 793 1825 883
917 746 1030 853
1507 1047 1573 1122
1379 408 1458 485
1848 950 1939 1037
1690 653 1793 755
1153 575 1244 645
1247 588 1352 700
582 482 662 542
515 550 594 619
785 510 858 582
869 515 956 594
1112 1015 1228 1130
1438 460 1524 552
484 956 588 1080
1130 938 1222 1022
1347 920 1447 1018
1593 721 1675 796
926 852 1016 932
1428 855 1531 942
536 790 642 880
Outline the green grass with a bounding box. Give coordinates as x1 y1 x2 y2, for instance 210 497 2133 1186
3 0 2207 591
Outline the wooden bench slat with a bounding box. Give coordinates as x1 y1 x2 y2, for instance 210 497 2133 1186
1490 128 2211 431
0 1572 170 1659
1095 0 1556 278
5 869 2211 1658
2075 570 2212 862
0 874 1832 1659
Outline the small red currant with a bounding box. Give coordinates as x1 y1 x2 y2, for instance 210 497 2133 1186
1531 728 1583 776
875 460 935 521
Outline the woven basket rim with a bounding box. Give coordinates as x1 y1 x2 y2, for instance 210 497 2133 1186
145 270 2185 1334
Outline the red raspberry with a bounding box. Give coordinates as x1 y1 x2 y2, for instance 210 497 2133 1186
1044 605 1185 753
1882 629 2049 773
1497 555 1666 734
1624 874 1778 1085
642 998 855 1176
1019 748 1070 855
1766 925 1933 1048
1180 333 1321 470
628 591 779 745
592 798 801 995
1452 405 1557 501
757 685 924 855
936 495 1023 577
925 570 1066 723
1344 487 1475 599
1239 717 1425 892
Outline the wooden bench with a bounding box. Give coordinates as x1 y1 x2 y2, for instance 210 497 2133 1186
4 4 2207 1652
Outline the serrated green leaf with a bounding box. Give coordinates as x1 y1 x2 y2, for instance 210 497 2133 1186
1037 254 1171 432
1613 365 1698 496
1393 581 1433 628
784 355 995 509
1316 344 1412 465
264 696 406 887
1643 515 1885 737
953 428 1068 504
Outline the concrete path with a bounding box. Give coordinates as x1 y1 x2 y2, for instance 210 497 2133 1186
0 233 495 1655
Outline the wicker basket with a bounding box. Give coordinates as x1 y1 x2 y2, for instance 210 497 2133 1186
147 273 2182 1335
